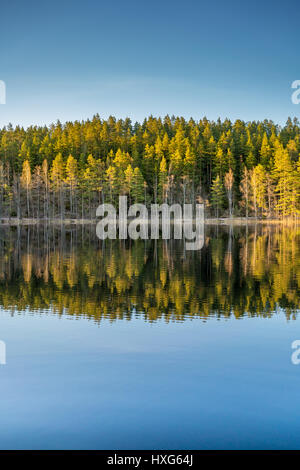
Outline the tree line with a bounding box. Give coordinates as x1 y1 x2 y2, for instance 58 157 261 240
0 114 299 219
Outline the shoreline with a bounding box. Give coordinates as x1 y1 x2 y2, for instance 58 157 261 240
0 217 299 226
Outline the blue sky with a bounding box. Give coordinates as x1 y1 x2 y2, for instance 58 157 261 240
0 0 299 127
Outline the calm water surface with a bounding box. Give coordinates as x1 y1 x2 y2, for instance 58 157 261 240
0 225 299 449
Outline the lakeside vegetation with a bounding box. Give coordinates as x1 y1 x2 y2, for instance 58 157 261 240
0 115 299 220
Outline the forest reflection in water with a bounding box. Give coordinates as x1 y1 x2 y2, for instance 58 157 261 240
0 224 299 322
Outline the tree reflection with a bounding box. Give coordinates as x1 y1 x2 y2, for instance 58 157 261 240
0 224 299 322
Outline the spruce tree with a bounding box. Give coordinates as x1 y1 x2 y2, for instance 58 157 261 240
210 175 224 218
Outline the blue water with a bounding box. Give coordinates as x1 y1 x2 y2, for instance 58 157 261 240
0 309 300 449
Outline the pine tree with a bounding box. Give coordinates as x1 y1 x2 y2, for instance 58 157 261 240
260 132 272 169
158 157 168 203
42 159 49 219
65 154 78 216
32 165 43 218
124 164 134 204
224 168 234 217
184 144 196 203
250 165 266 217
50 153 65 220
20 160 32 217
105 166 118 205
239 167 251 218
273 146 299 217
132 167 145 204
210 175 224 217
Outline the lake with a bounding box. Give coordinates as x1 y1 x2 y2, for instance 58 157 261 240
0 224 299 449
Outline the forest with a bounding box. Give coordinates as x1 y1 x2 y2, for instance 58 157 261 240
0 114 299 220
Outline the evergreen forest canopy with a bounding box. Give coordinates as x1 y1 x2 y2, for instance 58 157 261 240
0 114 299 219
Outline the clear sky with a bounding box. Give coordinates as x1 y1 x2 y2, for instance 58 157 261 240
0 0 299 127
